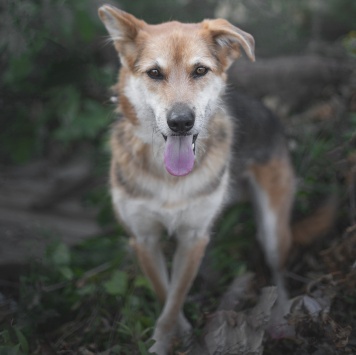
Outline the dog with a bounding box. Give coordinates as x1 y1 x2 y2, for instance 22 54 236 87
98 5 330 354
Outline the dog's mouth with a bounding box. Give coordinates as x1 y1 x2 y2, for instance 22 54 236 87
162 134 198 177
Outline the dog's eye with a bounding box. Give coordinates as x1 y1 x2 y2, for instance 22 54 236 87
193 66 209 78
147 69 164 80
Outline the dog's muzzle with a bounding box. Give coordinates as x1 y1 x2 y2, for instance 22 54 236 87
163 103 197 177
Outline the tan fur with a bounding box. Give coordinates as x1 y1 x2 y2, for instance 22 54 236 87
249 158 295 268
130 238 168 303
160 237 208 329
292 196 337 246
98 6 331 354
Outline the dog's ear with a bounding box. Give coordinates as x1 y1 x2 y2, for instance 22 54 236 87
98 5 146 66
204 19 255 69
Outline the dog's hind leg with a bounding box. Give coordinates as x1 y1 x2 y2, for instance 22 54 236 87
248 158 295 300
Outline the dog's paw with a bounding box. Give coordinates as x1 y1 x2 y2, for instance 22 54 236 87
149 337 170 355
149 325 173 355
150 314 192 354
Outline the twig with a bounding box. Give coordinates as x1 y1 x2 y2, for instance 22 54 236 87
42 261 113 292
76 261 112 287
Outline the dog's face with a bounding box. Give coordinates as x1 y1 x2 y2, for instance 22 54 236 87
99 5 254 176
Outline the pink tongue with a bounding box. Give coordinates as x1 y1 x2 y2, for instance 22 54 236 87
164 135 195 176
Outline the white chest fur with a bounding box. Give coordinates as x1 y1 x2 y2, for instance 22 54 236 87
112 168 229 239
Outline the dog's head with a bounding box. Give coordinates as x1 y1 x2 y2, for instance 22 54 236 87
99 5 254 176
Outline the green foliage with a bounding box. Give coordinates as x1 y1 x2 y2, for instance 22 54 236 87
217 0 356 56
291 125 339 215
328 0 356 29
1 236 159 353
48 85 112 144
0 327 28 355
345 113 356 140
2 0 354 164
343 31 356 58
46 241 73 280
210 204 253 285
1 0 114 164
103 270 128 296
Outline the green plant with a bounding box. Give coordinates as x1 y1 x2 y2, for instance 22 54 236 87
0 327 29 355
1 0 113 164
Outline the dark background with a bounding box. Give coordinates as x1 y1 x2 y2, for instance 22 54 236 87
0 0 355 353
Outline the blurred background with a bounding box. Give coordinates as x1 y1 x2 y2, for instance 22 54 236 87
1 0 356 354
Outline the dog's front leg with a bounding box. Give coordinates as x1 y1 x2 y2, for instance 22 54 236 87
150 232 209 354
130 228 191 353
131 233 169 305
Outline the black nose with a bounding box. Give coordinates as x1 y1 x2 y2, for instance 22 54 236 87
167 103 195 133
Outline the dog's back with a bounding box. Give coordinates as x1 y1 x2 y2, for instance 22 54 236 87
229 91 287 165
225 91 290 202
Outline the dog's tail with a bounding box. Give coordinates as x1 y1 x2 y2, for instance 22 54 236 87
292 194 338 245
